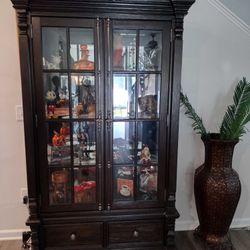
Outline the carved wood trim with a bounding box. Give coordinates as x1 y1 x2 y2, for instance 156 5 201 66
11 0 195 17
16 8 29 35
174 17 184 40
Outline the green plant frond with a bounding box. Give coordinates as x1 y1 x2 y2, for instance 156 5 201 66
220 77 250 139
180 92 207 136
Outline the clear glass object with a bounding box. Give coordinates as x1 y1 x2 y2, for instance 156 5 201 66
73 121 96 166
71 74 96 118
70 28 95 70
113 30 136 71
137 74 161 119
139 30 162 71
113 122 136 164
74 167 96 204
113 74 136 119
43 73 69 119
42 27 67 70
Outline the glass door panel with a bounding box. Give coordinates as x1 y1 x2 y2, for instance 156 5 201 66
43 73 69 119
110 22 168 208
42 27 67 70
137 74 161 119
113 30 137 71
73 121 96 166
37 19 100 211
113 74 136 119
71 74 96 119
70 28 95 70
139 30 162 71
74 167 97 204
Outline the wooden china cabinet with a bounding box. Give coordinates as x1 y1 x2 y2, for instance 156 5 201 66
11 0 194 249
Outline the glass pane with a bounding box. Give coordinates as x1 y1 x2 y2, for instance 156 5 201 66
113 74 136 119
137 165 158 201
113 30 136 71
139 30 162 71
113 122 135 164
74 167 96 204
137 121 159 164
73 121 96 166
137 74 160 119
49 169 71 204
44 73 69 119
70 28 95 70
47 122 71 167
114 166 134 201
71 74 96 118
42 27 67 70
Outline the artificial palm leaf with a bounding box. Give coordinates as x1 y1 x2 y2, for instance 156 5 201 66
180 92 207 136
220 77 250 139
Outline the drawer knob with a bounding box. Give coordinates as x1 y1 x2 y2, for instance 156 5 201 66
70 233 76 241
133 230 139 238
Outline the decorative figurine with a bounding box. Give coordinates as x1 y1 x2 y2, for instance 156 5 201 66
139 33 160 70
73 44 94 70
140 144 151 164
52 131 65 147
74 76 96 118
77 129 91 162
46 90 57 119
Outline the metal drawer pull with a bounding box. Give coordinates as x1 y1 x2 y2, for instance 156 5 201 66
133 230 139 238
70 233 76 241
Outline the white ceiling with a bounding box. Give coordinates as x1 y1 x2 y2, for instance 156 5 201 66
219 0 250 26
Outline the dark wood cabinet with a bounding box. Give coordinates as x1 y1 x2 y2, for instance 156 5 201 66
11 0 194 249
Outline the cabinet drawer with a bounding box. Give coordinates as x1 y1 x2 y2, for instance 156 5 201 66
108 220 163 246
44 223 103 247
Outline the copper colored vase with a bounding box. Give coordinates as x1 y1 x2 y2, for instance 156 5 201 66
194 134 241 245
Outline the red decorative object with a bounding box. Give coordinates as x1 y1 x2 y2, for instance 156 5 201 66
52 131 65 147
60 122 70 137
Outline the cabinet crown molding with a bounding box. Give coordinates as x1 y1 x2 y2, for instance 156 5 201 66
11 0 194 16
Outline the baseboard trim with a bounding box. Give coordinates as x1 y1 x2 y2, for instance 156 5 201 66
176 218 250 231
208 0 250 37
0 229 26 240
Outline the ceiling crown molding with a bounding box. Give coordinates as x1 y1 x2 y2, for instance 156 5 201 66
208 0 250 38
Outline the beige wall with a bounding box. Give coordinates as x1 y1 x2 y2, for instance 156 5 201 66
0 0 28 239
177 0 250 229
0 0 249 239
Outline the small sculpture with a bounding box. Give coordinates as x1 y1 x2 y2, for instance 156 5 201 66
46 90 57 119
140 145 151 164
73 44 94 70
52 131 65 147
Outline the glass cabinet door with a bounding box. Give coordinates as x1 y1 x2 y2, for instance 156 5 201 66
34 18 102 211
108 21 170 208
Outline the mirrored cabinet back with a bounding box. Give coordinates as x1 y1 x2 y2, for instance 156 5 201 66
10 0 195 249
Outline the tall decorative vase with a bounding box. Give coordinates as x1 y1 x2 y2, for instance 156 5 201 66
194 134 241 245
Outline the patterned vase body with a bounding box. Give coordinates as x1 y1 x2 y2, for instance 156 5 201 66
194 134 241 244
